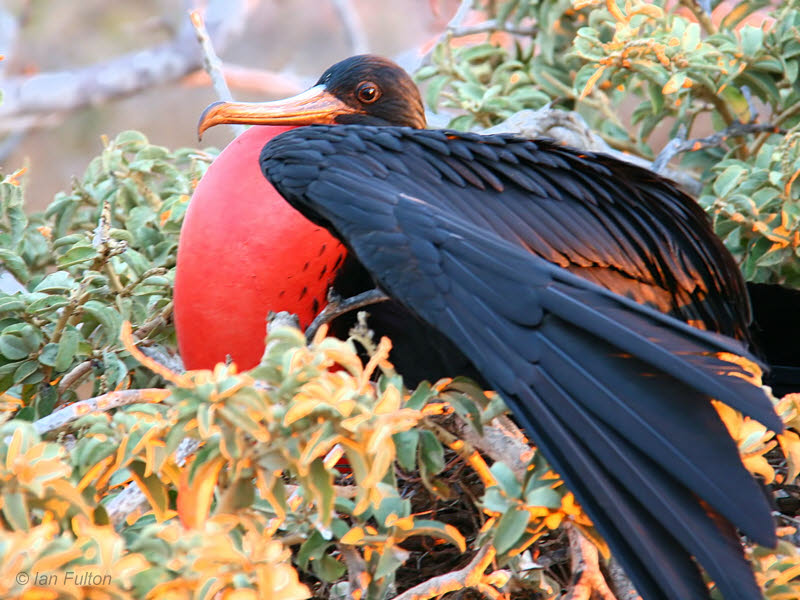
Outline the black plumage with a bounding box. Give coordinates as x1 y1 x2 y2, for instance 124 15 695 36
260 124 780 600
196 54 787 600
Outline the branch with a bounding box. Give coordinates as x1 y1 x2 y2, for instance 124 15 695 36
190 10 244 137
32 388 170 435
305 288 390 342
653 122 783 173
0 0 256 133
418 0 475 66
390 544 497 600
57 360 94 394
330 0 369 55
448 19 537 37
339 546 370 599
484 107 703 195
679 0 716 36
564 524 618 600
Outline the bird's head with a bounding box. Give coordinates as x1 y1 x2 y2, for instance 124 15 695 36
198 55 426 137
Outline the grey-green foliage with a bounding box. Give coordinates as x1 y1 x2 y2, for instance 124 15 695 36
0 131 215 417
417 0 800 286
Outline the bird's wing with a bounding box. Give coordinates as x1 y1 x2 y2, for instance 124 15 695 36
267 125 752 343
262 125 780 600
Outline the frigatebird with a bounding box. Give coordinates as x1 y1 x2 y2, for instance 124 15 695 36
191 55 782 599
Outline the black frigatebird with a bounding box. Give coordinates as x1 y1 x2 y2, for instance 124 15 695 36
194 55 783 600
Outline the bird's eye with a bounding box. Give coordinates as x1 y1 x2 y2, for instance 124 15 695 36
356 82 380 104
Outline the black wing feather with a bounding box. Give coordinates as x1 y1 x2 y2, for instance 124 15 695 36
261 125 778 600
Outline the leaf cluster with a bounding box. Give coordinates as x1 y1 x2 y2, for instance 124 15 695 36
0 131 214 418
0 321 591 599
417 0 800 285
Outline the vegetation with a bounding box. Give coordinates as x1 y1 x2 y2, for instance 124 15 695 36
1 1 800 599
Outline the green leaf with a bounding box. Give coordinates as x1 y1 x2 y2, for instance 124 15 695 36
525 485 563 509
0 249 30 283
312 554 346 582
713 165 746 198
0 294 25 312
494 506 530 554
682 22 700 51
1 492 30 530
27 295 69 315
491 462 522 498
55 329 80 372
374 546 407 580
419 430 444 475
82 300 123 345
115 130 149 148
52 233 86 249
393 430 419 472
38 343 59 367
34 271 77 293
57 244 98 268
425 75 450 113
0 334 30 360
13 360 42 385
740 25 764 58
298 530 329 569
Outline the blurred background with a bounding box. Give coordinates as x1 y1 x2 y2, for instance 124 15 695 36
0 0 464 210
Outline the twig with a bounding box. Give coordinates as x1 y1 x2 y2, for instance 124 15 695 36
419 0 475 66
564 524 617 600
58 360 94 394
305 288 389 342
330 0 369 55
427 419 498 489
750 103 800 157
339 546 370 599
32 388 170 435
135 301 174 339
189 9 245 137
449 19 538 38
607 558 642 600
653 122 783 173
447 0 474 30
679 0 716 36
390 544 497 600
444 411 534 480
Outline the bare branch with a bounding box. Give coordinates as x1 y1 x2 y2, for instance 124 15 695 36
564 524 618 600
390 544 497 600
330 0 369 55
305 288 390 342
449 19 537 38
653 121 783 173
57 360 94 394
190 9 244 137
32 388 170 436
484 107 704 195
0 0 256 133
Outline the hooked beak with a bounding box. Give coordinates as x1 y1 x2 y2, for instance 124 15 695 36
197 85 355 138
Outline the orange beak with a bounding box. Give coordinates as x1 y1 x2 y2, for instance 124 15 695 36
198 85 356 138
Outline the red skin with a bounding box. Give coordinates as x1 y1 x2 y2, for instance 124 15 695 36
175 125 346 370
